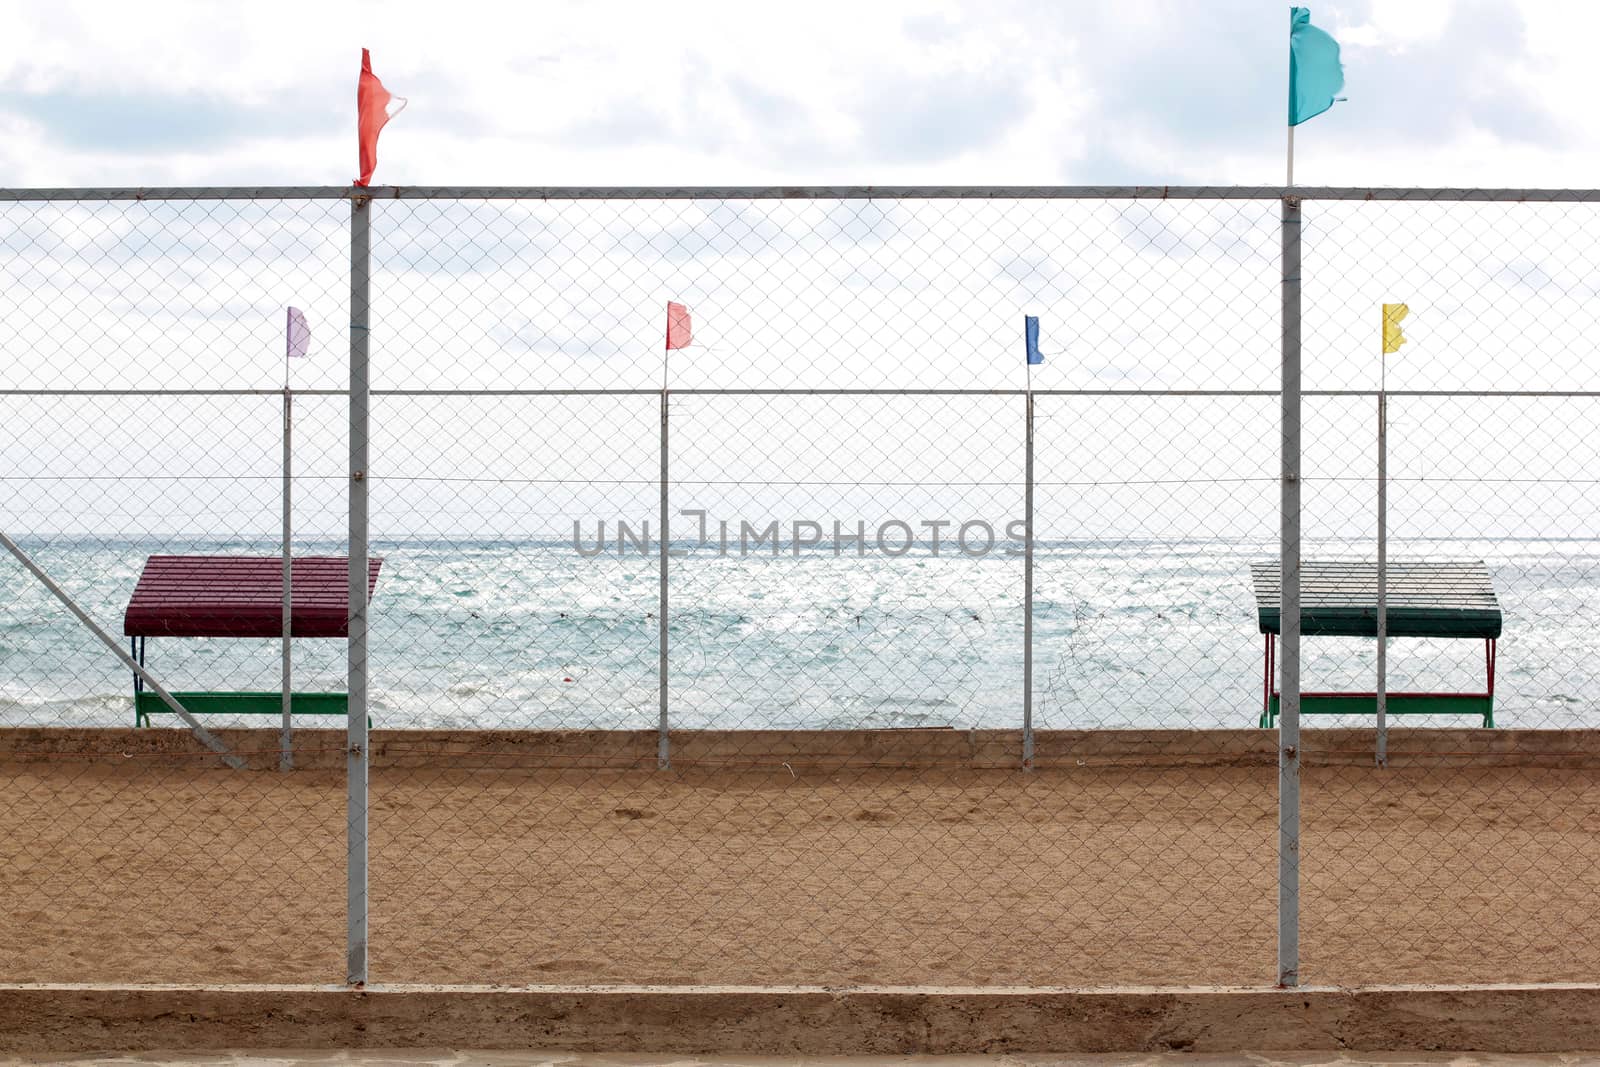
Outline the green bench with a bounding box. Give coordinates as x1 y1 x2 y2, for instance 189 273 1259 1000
1262 691 1493 729
1252 559 1500 729
134 690 368 728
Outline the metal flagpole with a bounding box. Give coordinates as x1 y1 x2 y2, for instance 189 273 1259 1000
1377 343 1389 769
281 347 293 773
1278 192 1303 988
658 334 670 771
658 387 670 771
347 191 372 985
1023 386 1035 771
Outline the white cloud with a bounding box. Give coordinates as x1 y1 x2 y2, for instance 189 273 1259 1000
0 0 1591 188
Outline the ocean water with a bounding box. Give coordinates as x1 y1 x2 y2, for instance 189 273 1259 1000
4 536 1600 731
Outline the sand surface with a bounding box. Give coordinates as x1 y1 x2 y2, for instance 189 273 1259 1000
3 755 1597 987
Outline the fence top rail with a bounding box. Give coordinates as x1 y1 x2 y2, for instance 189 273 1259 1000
3 185 1600 203
8 388 1600 398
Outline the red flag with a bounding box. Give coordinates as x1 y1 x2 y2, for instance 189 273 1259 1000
666 302 692 350
355 49 405 187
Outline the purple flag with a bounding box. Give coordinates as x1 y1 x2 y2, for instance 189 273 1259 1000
286 307 310 358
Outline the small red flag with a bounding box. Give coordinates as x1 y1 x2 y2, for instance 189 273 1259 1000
355 49 405 187
666 302 692 350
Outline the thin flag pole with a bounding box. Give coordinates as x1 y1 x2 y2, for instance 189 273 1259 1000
659 310 671 770
282 329 293 772
1023 387 1034 770
1023 320 1038 769
658 387 670 770
1377 329 1388 769
1287 125 1294 187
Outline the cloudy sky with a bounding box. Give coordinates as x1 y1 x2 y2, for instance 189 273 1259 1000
5 0 1598 549
6 0 1599 729
0 0 1588 188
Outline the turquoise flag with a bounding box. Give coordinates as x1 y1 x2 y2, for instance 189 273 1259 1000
1289 7 1344 126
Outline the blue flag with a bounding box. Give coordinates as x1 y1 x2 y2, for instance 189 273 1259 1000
1025 315 1043 365
1289 7 1344 126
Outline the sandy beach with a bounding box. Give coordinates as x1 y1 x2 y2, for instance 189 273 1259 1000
2 729 1597 988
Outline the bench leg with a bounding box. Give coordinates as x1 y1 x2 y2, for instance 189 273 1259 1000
1484 639 1496 728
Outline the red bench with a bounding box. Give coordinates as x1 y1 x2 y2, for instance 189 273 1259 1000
123 555 382 726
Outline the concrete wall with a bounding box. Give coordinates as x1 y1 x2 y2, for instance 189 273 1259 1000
5 983 1600 1054
2 725 1597 771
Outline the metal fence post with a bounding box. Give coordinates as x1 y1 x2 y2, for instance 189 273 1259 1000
347 190 372 986
658 390 670 770
1023 391 1035 770
1278 194 1303 988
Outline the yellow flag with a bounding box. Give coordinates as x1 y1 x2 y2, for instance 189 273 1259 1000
1382 303 1409 354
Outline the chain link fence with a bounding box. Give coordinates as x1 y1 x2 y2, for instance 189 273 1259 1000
1 186 1597 989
